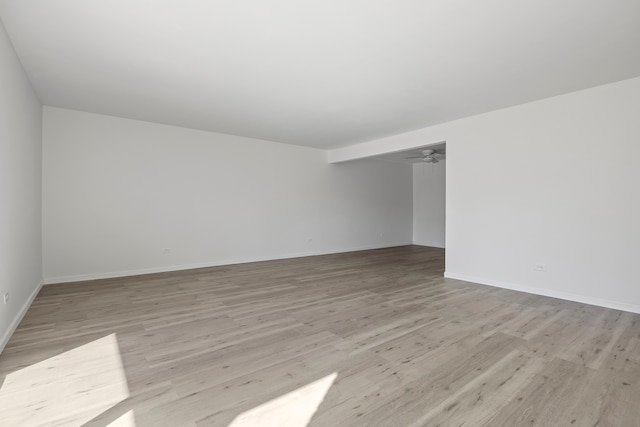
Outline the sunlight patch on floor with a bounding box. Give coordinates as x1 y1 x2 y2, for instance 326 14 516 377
228 372 337 427
0 333 130 426
108 409 137 426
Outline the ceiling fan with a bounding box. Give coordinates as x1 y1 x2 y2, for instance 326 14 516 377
405 149 445 163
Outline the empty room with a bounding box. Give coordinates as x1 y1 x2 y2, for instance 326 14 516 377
1 1 639 426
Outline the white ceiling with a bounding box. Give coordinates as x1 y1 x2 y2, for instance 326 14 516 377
1 1 639 149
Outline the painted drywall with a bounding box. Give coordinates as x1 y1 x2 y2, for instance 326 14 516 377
413 161 445 248
42 107 412 282
0 19 43 353
330 76 640 313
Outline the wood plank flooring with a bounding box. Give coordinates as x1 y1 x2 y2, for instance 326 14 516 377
1 245 639 426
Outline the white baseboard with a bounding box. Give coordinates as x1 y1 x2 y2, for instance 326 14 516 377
0 280 44 355
44 243 412 285
411 242 445 249
444 272 640 314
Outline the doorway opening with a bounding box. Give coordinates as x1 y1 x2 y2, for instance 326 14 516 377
411 142 446 249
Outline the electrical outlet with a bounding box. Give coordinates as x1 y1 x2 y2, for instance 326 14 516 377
3 293 9 304
534 264 546 272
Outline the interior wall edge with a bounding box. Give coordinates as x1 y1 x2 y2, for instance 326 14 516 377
444 272 640 314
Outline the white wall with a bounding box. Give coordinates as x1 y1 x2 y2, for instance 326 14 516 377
0 19 43 352
42 107 412 282
413 161 445 248
330 76 640 313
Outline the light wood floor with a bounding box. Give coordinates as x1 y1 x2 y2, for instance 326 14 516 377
1 246 639 426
